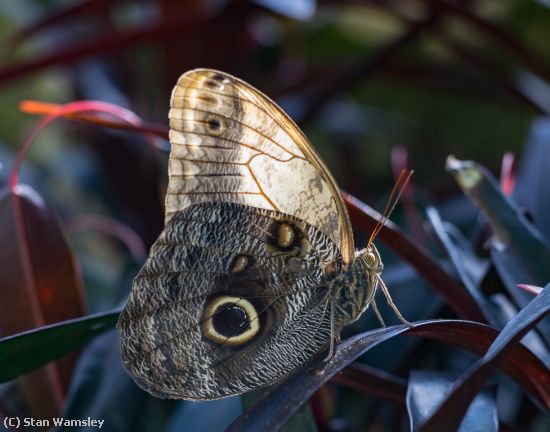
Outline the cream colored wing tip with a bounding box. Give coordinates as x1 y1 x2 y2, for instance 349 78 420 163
176 68 233 83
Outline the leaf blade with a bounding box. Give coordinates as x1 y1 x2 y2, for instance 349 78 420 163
0 309 120 383
420 283 550 431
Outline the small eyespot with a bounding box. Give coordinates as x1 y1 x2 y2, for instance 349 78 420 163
212 73 225 82
207 118 222 131
202 296 260 346
277 223 295 249
231 255 249 273
201 95 217 105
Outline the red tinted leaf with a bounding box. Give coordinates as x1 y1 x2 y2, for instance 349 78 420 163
500 152 516 196
0 185 85 417
8 0 112 48
228 320 549 432
409 321 550 408
331 363 407 405
12 101 159 187
343 192 487 322
3 99 152 417
420 283 550 431
0 14 207 85
517 284 543 295
19 100 169 141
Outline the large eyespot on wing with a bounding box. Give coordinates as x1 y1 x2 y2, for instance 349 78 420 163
167 69 354 263
117 202 340 399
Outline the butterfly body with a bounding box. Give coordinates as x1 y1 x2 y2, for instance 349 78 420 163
329 248 383 329
117 69 402 400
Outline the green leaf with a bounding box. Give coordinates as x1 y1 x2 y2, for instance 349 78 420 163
0 309 121 383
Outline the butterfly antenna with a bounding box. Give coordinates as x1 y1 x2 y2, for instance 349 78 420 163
367 169 406 247
367 169 414 247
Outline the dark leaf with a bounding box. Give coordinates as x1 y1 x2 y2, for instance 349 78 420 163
446 156 550 344
0 309 120 384
426 206 494 324
344 192 487 322
331 363 407 405
241 390 318 432
166 397 242 432
514 118 550 243
408 321 550 407
0 185 86 417
407 370 497 432
228 319 549 432
58 329 177 432
227 325 408 432
420 283 550 431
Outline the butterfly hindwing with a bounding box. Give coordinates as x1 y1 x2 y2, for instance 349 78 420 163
117 202 341 399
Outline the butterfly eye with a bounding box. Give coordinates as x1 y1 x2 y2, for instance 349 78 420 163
205 74 229 89
202 295 260 346
365 251 378 268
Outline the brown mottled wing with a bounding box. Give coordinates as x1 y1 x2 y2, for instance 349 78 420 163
167 69 354 263
117 202 341 399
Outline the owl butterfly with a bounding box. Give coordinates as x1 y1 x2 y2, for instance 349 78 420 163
117 69 411 400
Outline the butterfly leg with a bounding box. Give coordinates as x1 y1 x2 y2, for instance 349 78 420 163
324 301 337 361
376 275 412 326
371 297 386 327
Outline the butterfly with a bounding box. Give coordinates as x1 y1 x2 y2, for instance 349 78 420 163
117 69 410 400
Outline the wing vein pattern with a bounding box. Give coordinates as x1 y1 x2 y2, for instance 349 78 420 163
166 68 354 260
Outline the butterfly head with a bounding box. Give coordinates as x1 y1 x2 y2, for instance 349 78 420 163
357 244 383 275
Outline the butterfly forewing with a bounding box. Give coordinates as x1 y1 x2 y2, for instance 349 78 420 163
166 69 354 263
118 202 340 399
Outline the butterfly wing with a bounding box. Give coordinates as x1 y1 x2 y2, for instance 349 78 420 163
117 202 340 399
167 69 354 263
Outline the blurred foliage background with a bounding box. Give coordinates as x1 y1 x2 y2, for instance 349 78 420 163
0 0 549 431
